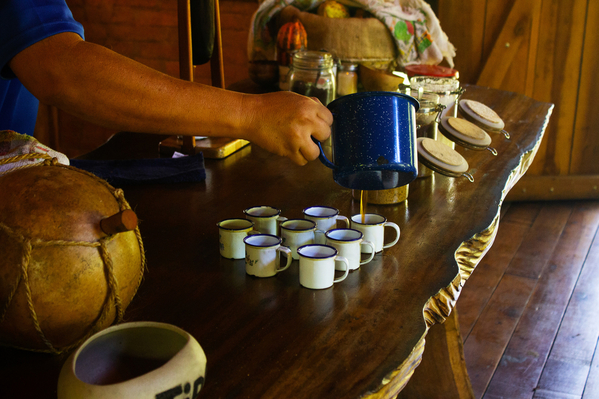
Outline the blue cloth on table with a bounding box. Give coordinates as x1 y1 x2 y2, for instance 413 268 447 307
70 153 206 186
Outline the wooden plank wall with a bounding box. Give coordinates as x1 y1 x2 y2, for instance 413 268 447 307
570 0 599 175
437 0 598 201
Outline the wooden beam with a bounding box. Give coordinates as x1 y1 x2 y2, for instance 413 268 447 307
528 0 588 176
210 0 225 89
177 0 194 82
437 0 486 84
524 0 542 97
570 0 599 174
177 0 196 153
506 175 599 201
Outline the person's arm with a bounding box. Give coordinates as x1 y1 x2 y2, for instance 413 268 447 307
9 32 332 165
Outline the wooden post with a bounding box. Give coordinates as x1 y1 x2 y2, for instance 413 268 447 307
177 0 196 154
211 0 225 89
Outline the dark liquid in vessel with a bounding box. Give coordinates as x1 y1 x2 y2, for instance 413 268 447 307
78 355 169 385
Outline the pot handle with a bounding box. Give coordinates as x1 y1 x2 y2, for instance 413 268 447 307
312 137 337 170
101 209 138 236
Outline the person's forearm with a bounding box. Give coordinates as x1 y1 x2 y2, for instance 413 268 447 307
10 32 333 165
11 33 251 138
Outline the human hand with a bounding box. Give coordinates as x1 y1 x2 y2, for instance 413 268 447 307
241 91 333 165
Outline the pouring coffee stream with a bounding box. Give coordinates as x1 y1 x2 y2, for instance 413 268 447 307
310 91 420 224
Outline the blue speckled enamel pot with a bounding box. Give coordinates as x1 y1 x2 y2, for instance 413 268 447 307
316 91 419 191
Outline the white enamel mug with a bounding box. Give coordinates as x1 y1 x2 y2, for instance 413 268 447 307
325 228 375 271
244 234 292 278
303 206 350 243
217 218 258 259
350 214 400 253
280 219 325 260
243 206 288 236
297 244 350 289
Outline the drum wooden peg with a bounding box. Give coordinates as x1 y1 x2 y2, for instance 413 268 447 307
100 209 138 235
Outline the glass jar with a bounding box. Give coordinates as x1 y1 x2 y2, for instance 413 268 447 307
409 76 464 118
409 76 465 149
336 61 358 97
288 51 336 105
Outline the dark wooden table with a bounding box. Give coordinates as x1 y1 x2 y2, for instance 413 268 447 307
0 85 552 398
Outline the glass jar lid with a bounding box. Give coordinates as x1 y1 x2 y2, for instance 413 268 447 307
292 51 334 70
417 138 473 181
458 99 510 139
438 116 498 155
410 76 461 95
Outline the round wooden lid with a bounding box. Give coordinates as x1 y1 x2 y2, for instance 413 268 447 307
421 137 464 166
458 99 505 132
417 138 469 175
447 117 487 140
439 116 493 149
464 100 503 124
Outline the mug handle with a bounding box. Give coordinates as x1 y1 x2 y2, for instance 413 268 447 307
337 215 350 228
382 222 401 249
333 255 350 283
312 137 336 170
248 229 261 236
276 246 293 273
360 240 376 265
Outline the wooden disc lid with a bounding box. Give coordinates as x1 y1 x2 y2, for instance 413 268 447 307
439 117 496 153
458 99 510 139
417 138 472 181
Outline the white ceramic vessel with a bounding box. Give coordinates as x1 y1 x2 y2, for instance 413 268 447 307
57 321 207 399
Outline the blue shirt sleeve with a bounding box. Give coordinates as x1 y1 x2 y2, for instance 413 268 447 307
0 0 85 79
0 0 84 135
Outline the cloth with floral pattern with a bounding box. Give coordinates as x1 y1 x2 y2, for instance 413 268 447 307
0 130 69 177
248 0 455 67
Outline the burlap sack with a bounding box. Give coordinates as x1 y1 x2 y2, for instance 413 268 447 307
278 6 396 62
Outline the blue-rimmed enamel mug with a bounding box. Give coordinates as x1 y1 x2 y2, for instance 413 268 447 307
315 92 419 190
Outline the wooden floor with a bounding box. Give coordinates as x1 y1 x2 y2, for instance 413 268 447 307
456 200 599 399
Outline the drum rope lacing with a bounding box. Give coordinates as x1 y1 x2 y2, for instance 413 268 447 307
0 154 146 354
